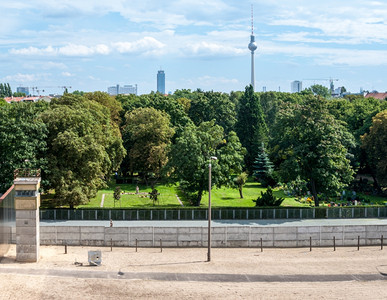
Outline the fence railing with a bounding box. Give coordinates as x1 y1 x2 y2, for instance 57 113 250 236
39 206 387 221
0 185 15 257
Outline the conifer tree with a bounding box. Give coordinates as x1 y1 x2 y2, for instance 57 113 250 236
235 85 267 172
252 143 274 185
6 83 12 97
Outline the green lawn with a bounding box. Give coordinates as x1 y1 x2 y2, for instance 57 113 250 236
42 179 387 209
199 182 303 207
78 183 183 208
78 180 304 208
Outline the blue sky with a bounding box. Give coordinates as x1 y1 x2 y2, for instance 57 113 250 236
1 0 386 95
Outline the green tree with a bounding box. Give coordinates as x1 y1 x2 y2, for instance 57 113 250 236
0 102 48 193
305 84 331 98
253 186 284 207
235 85 267 172
84 91 122 128
188 90 237 133
233 172 248 199
41 94 126 208
259 91 303 135
113 186 121 208
117 93 192 135
149 188 159 206
273 96 355 206
13 92 26 97
176 97 191 114
0 98 6 106
6 83 12 97
327 97 387 171
167 121 245 206
122 107 175 185
252 143 274 186
72 90 85 96
361 110 387 188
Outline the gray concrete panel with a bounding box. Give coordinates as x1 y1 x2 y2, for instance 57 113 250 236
40 226 56 233
178 234 202 241
297 226 320 233
56 226 80 233
57 232 80 240
250 227 274 234
274 233 298 241
81 233 105 240
105 233 128 241
80 226 105 233
343 225 366 232
320 226 344 233
274 227 297 234
105 227 128 234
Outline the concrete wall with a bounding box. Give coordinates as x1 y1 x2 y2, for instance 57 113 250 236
15 210 39 262
26 225 387 248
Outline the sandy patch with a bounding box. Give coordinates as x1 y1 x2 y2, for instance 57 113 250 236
1 245 387 299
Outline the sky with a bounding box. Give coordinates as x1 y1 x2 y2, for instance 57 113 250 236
1 0 386 95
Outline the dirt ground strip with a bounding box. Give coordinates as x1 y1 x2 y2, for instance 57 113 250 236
1 245 387 299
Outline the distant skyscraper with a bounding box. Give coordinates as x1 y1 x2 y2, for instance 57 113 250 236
120 84 137 95
248 5 258 91
107 84 120 96
291 81 302 93
157 70 165 94
17 86 29 95
107 84 137 96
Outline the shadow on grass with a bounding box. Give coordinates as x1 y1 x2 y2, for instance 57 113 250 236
243 185 264 189
220 197 236 201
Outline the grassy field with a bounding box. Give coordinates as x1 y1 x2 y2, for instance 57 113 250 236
42 179 387 209
78 183 183 208
77 180 303 208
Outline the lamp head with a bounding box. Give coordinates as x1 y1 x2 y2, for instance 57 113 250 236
210 156 218 160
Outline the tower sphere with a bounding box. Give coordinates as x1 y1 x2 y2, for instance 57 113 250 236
248 35 257 52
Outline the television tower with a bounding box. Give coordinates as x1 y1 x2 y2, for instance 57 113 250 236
248 5 258 91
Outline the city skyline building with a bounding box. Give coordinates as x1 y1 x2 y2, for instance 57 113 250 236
291 80 303 93
157 69 165 94
120 84 137 95
248 6 257 91
107 84 137 96
16 86 29 95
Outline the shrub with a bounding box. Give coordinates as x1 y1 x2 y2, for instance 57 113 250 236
253 186 284 207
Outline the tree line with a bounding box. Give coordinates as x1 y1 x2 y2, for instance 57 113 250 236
0 86 386 207
0 83 28 98
0 83 12 98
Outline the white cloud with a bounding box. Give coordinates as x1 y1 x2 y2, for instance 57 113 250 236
10 46 57 55
184 42 244 56
3 73 50 83
10 44 111 57
61 72 73 77
181 75 241 91
58 44 95 56
261 41 387 66
266 1 387 44
11 37 167 57
197 75 239 85
113 37 165 54
43 62 68 70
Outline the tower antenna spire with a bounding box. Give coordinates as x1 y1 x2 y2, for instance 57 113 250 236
251 4 254 35
248 4 258 91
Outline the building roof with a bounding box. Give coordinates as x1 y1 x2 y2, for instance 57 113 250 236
4 96 52 103
365 92 387 100
4 97 24 103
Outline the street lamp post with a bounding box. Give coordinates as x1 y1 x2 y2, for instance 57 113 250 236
208 156 217 262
